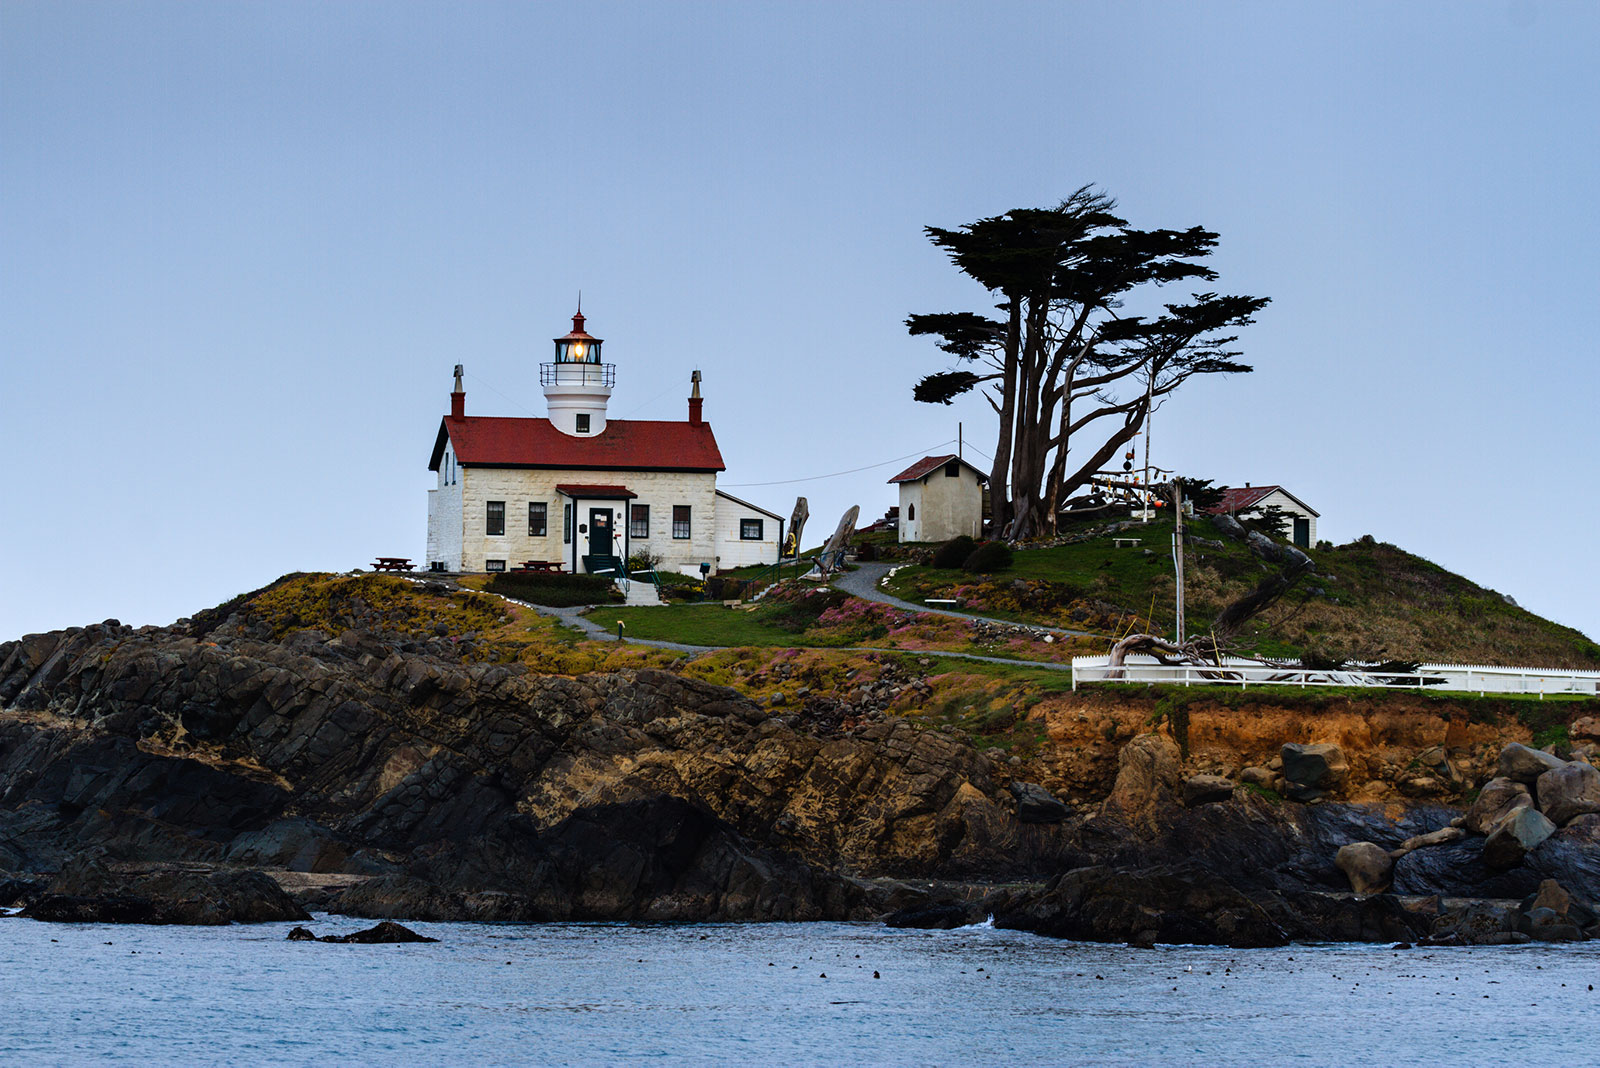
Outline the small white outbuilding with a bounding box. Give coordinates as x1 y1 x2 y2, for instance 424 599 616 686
1204 484 1320 547
888 454 987 543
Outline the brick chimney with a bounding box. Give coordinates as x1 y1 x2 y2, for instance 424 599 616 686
450 364 465 418
688 369 703 426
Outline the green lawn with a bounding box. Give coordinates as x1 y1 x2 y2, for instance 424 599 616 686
587 603 847 647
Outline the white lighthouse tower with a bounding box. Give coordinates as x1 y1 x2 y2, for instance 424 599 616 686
541 307 613 436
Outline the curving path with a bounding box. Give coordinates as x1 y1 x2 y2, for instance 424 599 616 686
409 571 1088 670
832 562 1096 638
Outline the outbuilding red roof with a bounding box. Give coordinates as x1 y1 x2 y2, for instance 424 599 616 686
1203 485 1320 517
430 416 725 474
887 454 988 484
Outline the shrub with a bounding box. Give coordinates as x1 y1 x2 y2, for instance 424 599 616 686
485 572 620 607
962 541 1013 572
931 535 978 570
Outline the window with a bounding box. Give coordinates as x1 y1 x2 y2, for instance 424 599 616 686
740 518 764 541
944 460 960 477
528 502 547 537
485 559 506 572
907 503 915 521
486 500 505 536
576 413 591 433
672 505 691 539
563 503 573 543
630 504 650 539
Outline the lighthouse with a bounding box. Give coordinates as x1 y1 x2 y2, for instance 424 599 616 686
541 307 613 436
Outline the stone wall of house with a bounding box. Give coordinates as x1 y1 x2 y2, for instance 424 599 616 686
455 466 718 575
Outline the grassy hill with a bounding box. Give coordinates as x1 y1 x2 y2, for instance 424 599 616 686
882 516 1600 669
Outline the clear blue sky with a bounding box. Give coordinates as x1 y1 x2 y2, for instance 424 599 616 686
3 1 1597 647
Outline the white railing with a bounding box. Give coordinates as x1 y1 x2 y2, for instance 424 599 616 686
1070 654 1600 698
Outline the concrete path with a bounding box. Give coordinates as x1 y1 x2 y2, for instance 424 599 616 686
832 562 1096 638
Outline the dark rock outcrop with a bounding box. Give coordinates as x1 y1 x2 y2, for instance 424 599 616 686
287 920 438 943
20 858 307 925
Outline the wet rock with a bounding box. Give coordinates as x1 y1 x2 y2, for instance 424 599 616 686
1009 781 1070 824
996 864 1287 949
288 920 438 943
1181 775 1236 808
1461 777 1533 835
882 903 978 929
1482 808 1557 871
1496 742 1566 784
1535 762 1600 826
1280 743 1348 801
22 860 308 925
1335 842 1393 895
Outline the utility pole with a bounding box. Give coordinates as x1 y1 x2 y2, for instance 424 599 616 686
1170 479 1186 644
958 421 963 460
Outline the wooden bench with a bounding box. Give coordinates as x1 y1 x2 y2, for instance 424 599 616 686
925 598 960 608
371 557 413 572
510 560 565 573
1112 538 1142 549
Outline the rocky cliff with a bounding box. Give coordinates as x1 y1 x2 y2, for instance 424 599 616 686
2 575 1597 946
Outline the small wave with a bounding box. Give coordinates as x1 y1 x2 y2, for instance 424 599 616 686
956 915 996 930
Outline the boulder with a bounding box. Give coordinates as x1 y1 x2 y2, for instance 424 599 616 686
1414 745 1463 787
1461 778 1533 835
883 903 977 929
1281 743 1348 801
1240 766 1274 787
1102 733 1183 831
1335 842 1394 895
1496 742 1566 784
1570 716 1600 742
1482 808 1557 871
1534 762 1600 826
1009 781 1070 824
1182 775 1236 808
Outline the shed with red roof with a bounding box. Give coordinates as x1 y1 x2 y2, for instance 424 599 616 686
887 454 986 543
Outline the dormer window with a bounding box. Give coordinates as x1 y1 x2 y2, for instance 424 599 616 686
576 413 591 434
945 461 960 477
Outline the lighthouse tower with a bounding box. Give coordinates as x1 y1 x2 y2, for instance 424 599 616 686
541 308 613 436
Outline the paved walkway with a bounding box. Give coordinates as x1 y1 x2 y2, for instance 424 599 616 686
832 562 1095 638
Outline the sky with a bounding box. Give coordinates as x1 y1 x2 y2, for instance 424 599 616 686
3 1 1597 646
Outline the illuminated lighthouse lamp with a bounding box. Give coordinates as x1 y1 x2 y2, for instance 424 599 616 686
555 310 603 363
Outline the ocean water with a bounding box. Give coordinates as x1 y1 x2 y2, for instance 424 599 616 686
1 912 1596 1066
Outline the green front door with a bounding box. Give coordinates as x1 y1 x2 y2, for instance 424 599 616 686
589 508 614 560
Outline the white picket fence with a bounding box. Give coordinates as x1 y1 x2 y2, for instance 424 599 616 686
1070 654 1600 698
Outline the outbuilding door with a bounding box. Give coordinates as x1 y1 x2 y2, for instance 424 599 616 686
1293 517 1310 548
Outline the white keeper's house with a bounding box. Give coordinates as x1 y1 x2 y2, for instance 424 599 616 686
426 309 783 578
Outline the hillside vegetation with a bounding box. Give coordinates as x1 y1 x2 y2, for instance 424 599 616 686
884 517 1600 668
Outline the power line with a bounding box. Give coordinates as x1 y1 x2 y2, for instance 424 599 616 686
721 440 958 488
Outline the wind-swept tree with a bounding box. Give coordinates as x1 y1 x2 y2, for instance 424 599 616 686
909 187 1268 539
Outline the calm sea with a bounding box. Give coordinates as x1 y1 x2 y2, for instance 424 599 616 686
1 912 1595 1065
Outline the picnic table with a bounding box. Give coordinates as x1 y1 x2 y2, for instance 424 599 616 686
510 560 565 573
371 557 413 572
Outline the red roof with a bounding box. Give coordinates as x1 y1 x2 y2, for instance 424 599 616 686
888 454 987 484
1203 485 1319 517
430 416 724 473
555 483 636 498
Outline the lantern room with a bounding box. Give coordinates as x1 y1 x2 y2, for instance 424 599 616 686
554 310 603 364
